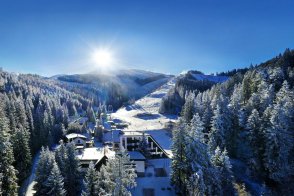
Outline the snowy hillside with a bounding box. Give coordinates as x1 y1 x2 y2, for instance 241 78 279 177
112 78 178 157
52 69 172 109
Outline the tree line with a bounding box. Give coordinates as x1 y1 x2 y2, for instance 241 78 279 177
0 72 92 195
171 49 294 195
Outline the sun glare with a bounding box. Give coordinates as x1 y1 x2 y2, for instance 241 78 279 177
91 49 114 68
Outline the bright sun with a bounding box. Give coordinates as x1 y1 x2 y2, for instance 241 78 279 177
91 49 114 67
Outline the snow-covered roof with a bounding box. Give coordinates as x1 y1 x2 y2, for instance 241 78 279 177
123 131 149 136
65 133 87 140
147 131 173 158
103 130 123 143
76 147 104 161
128 151 146 160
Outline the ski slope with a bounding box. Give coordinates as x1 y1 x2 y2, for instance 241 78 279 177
112 78 178 157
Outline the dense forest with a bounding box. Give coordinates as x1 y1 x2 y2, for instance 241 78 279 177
0 72 97 195
170 49 294 195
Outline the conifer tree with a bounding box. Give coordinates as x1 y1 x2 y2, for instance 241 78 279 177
87 106 96 123
96 164 115 194
188 170 206 196
35 147 56 195
0 103 18 196
55 142 67 177
181 92 195 123
81 162 100 196
211 147 234 194
11 126 32 182
246 109 263 172
171 119 189 194
264 81 294 182
45 161 66 196
208 104 226 152
110 151 137 196
64 143 81 195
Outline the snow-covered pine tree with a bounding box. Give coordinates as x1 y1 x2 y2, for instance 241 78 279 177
64 143 82 196
208 104 226 152
264 81 294 182
171 118 190 194
189 113 205 142
11 125 32 182
45 160 66 196
211 147 234 195
188 169 206 196
0 104 18 196
35 147 56 195
96 164 115 194
87 106 96 123
246 109 263 172
11 99 32 182
186 114 212 195
228 84 243 157
186 114 209 171
111 151 137 196
258 80 275 113
181 92 195 123
81 162 100 196
55 142 67 178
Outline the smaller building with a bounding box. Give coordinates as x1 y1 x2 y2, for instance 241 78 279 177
128 151 146 174
103 129 123 151
76 147 115 171
65 133 87 148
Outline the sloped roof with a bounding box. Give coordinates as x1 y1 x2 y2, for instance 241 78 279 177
65 133 87 140
103 130 123 143
76 147 104 161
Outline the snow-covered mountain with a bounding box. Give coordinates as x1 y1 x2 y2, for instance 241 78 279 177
52 69 173 109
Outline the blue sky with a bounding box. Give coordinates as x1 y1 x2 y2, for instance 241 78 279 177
0 0 294 76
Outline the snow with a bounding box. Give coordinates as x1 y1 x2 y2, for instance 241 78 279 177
21 151 40 196
65 133 87 140
191 73 228 83
77 147 115 162
112 78 178 158
76 147 105 161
